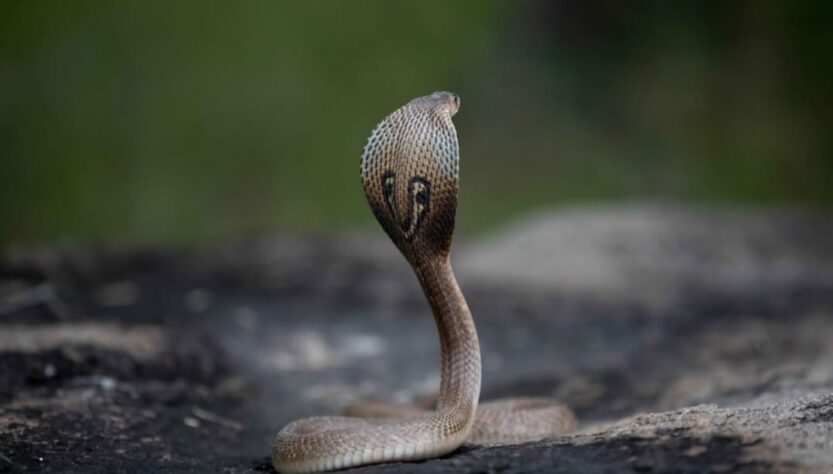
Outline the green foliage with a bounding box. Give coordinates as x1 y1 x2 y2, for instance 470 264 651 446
1 1 830 244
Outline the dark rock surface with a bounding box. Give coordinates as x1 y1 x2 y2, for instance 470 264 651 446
1 205 832 473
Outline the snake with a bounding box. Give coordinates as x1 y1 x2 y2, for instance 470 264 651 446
272 92 576 473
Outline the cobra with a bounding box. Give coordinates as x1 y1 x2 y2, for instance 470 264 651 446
272 92 576 473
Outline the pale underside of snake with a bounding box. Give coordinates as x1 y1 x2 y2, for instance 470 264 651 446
272 92 576 473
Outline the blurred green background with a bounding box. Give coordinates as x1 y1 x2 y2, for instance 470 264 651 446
2 1 831 245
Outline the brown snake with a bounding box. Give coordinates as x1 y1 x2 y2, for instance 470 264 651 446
272 92 576 473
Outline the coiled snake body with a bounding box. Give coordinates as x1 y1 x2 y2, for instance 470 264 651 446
272 92 575 473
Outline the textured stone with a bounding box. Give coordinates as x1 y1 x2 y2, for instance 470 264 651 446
1 205 831 473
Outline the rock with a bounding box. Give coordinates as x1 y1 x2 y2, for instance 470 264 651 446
458 203 833 308
1 205 832 472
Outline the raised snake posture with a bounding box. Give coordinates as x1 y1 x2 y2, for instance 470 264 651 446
272 92 576 473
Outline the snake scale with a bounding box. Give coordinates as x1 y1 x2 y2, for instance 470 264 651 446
272 92 576 473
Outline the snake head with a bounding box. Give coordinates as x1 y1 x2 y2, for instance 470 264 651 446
440 91 461 116
361 92 461 264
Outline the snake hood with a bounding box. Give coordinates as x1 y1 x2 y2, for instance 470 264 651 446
360 91 462 265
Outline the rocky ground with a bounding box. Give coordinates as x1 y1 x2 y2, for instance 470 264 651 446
1 204 832 473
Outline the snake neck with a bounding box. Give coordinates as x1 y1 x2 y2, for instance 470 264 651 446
414 257 481 422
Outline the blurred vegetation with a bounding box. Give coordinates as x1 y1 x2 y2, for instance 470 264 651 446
2 1 831 244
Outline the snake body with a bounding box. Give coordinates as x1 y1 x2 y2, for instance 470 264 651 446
272 92 575 473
